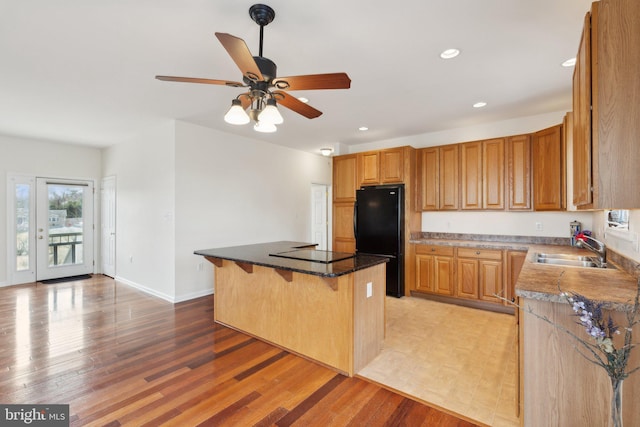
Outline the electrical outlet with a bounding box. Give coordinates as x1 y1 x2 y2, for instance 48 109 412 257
196 262 203 271
129 255 133 263
366 282 373 298
535 222 543 231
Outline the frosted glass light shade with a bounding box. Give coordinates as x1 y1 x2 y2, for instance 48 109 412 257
254 121 277 133
224 99 250 125
258 99 284 125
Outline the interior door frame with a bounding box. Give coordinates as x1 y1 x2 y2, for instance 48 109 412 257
101 176 116 278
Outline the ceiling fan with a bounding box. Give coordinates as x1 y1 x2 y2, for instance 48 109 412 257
156 4 351 133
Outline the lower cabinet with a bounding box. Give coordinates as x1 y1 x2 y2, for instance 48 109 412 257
456 248 503 303
413 244 514 311
415 245 455 295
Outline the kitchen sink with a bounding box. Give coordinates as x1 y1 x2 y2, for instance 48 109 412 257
534 253 611 269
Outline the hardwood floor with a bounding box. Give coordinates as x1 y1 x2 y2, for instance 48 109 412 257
0 275 479 426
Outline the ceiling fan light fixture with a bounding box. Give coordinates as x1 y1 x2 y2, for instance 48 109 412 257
224 99 250 125
254 121 277 133
258 98 284 125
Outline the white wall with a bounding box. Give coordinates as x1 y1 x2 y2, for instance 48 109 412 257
102 122 176 300
0 134 101 286
173 121 332 301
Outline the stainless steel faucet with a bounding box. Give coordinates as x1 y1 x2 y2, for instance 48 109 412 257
575 235 607 266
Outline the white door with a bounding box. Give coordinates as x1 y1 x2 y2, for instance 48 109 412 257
101 176 116 278
35 178 94 281
311 184 328 250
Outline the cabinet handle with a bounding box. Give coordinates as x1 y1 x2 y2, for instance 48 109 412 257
475 251 480 255
431 248 436 252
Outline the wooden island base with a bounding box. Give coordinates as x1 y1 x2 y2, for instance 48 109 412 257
208 259 386 376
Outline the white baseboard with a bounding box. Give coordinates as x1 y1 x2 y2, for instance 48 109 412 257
174 288 214 303
114 275 174 303
113 276 214 303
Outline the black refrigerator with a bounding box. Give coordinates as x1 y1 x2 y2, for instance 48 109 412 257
354 184 404 297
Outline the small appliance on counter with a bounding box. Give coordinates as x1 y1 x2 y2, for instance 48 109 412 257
570 220 582 246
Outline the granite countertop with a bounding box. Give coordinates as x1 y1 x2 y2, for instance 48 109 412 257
411 233 638 310
194 241 389 278
515 244 638 310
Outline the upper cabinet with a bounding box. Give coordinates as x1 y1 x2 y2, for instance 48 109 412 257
533 124 565 211
507 135 532 211
460 141 483 210
333 154 357 202
417 145 459 211
357 147 405 186
573 0 640 209
482 138 505 210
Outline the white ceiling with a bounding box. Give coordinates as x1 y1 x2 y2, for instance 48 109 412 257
1 0 592 155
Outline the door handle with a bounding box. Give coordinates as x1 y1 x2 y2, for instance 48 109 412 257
38 236 43 239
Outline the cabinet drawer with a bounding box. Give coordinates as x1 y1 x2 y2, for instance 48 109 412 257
415 245 454 256
457 247 503 260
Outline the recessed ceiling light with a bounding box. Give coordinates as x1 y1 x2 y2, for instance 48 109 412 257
359 126 369 131
297 97 309 103
473 102 487 108
440 48 460 59
562 57 576 67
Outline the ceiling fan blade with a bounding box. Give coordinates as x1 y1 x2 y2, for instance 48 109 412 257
273 90 322 119
155 75 245 87
272 73 351 91
215 32 264 81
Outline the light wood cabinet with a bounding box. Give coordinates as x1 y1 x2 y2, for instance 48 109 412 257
357 147 405 186
507 135 531 211
358 151 380 185
483 138 505 210
460 142 482 210
532 124 565 211
572 0 640 209
439 144 459 210
417 145 459 211
333 154 357 202
506 250 526 305
460 139 505 210
332 155 357 252
414 245 455 295
456 248 503 302
417 147 439 211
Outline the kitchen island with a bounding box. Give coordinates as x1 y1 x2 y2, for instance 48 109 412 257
194 241 389 376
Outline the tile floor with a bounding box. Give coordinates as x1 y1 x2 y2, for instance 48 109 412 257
358 296 519 427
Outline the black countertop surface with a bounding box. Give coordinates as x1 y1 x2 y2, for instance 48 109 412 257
194 241 389 278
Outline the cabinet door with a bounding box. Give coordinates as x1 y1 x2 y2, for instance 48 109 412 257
358 151 380 186
417 147 439 210
333 155 357 202
506 251 526 304
415 254 435 293
478 259 504 303
439 145 459 210
461 141 483 210
333 202 355 252
483 138 505 210
434 256 454 295
380 148 404 183
572 11 593 208
456 258 479 299
507 135 532 210
533 124 564 211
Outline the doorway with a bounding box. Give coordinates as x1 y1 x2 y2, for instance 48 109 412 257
311 184 329 250
7 175 95 284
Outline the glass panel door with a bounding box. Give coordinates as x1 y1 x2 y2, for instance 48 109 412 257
36 178 94 281
8 175 36 285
